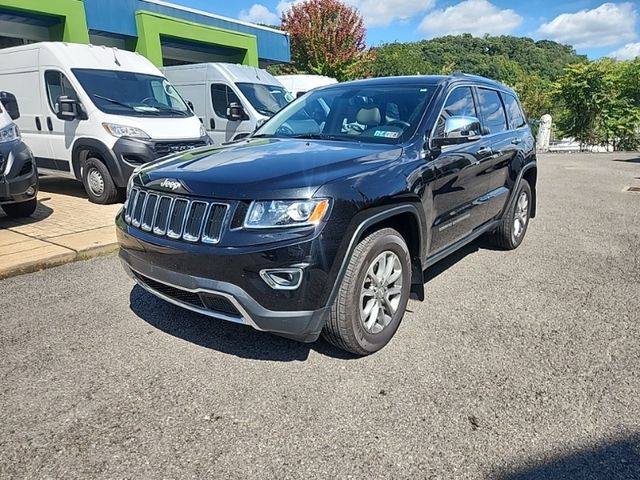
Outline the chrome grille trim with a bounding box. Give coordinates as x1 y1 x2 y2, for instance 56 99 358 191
125 187 229 244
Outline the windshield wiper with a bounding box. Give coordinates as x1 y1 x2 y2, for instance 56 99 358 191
92 94 139 112
148 104 189 116
290 133 351 141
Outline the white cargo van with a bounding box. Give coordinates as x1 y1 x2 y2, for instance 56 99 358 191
276 74 338 98
0 42 209 204
163 63 291 145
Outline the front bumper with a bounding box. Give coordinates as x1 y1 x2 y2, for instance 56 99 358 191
117 209 337 342
0 140 38 204
120 246 330 343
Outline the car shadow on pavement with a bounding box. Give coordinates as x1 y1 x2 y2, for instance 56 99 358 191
38 176 91 199
492 433 640 480
0 199 53 225
129 285 358 361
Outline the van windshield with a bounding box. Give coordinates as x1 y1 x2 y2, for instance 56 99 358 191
253 83 435 145
235 83 292 117
72 69 192 117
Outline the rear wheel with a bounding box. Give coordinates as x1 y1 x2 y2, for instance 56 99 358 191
490 179 532 250
82 157 118 204
322 228 411 355
1 198 37 218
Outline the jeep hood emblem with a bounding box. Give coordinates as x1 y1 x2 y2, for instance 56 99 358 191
145 178 191 195
160 179 182 191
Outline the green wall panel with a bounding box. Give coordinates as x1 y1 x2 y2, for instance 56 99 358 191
135 11 258 67
0 0 89 43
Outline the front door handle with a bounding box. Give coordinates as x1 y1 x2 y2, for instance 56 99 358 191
46 117 53 131
477 146 492 156
210 118 215 129
511 137 522 145
35 117 42 131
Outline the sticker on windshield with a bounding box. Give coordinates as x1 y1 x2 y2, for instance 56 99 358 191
373 130 401 138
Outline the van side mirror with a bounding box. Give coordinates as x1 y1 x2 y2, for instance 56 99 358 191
187 100 194 111
56 96 86 121
0 91 20 120
226 102 246 122
432 116 481 147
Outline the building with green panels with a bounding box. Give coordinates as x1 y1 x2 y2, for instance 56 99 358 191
0 0 290 67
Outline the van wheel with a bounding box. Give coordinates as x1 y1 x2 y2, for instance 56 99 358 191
322 228 411 355
490 179 532 250
82 157 118 204
2 198 37 218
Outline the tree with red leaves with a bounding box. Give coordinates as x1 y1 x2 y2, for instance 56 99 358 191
281 0 374 81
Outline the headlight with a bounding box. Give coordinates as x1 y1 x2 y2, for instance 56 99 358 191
244 199 330 228
0 123 20 143
102 123 150 139
199 124 207 138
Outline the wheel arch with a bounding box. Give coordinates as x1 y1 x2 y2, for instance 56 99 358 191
71 138 125 186
328 204 427 307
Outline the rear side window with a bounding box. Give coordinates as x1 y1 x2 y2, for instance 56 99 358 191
435 86 477 137
211 84 241 119
44 71 78 113
477 88 507 134
502 92 526 129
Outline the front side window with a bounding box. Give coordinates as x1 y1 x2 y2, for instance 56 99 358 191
254 84 435 145
44 71 79 113
435 86 477 137
502 92 526 129
211 84 244 120
477 88 507 134
235 83 291 117
71 69 191 117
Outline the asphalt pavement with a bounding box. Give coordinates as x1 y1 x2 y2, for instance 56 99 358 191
1 153 639 479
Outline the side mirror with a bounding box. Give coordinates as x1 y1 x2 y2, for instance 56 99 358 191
226 102 245 122
432 115 481 147
187 100 194 111
56 96 85 121
0 91 20 120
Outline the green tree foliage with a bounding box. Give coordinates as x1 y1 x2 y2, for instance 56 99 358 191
554 59 640 150
371 34 587 119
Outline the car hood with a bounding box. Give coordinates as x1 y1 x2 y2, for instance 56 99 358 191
138 137 403 199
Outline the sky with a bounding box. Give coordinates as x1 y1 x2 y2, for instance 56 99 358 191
177 0 640 60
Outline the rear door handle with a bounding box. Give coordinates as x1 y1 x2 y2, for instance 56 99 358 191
511 137 522 145
210 118 215 129
477 146 492 156
35 117 42 131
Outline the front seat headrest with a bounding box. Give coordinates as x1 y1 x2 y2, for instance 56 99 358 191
356 107 381 126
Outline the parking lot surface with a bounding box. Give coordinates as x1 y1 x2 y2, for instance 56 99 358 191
1 153 639 479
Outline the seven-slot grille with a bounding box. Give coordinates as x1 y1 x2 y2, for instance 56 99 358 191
125 187 228 244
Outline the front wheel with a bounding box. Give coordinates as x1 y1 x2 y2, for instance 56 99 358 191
322 228 412 355
82 157 118 204
1 198 37 218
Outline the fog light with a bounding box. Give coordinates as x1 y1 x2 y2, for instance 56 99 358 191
260 268 304 290
26 186 35 196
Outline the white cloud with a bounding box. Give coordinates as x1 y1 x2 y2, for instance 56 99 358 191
345 0 436 28
537 2 637 48
609 42 640 60
239 4 279 24
418 0 523 37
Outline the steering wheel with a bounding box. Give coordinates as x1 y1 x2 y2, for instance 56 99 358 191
386 119 411 129
276 124 295 136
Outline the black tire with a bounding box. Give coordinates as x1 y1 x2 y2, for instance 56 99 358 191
82 157 118 204
322 228 412 355
1 198 37 218
490 179 532 250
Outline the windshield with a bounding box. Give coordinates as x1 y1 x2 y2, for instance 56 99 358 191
253 83 435 144
235 82 292 117
72 69 192 117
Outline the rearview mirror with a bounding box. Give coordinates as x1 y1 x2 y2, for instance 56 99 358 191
226 102 246 122
56 96 86 121
0 91 20 120
432 116 481 147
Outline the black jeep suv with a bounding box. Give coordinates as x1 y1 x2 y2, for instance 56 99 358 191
117 73 537 355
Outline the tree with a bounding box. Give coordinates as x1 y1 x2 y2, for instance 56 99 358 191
280 0 374 81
